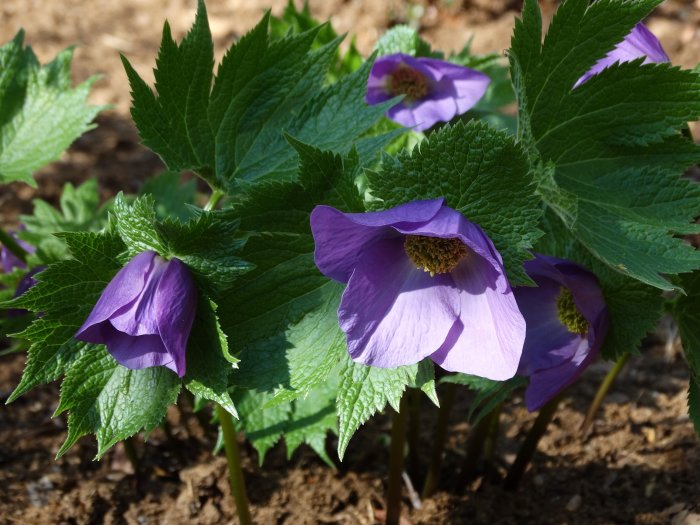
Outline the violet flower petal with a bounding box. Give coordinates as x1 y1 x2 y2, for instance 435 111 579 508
311 199 526 380
311 198 445 283
575 23 670 87
338 237 460 368
76 251 196 377
152 257 197 377
366 53 490 131
1 234 34 273
515 254 609 411
430 255 526 380
76 251 156 341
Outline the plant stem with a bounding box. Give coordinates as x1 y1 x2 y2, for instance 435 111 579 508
204 189 225 211
421 382 457 498
581 352 630 437
407 388 421 477
216 404 253 525
386 395 408 525
503 394 563 490
0 227 28 264
455 406 494 488
482 402 502 467
123 436 140 474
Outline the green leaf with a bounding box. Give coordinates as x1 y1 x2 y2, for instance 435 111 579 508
140 171 197 221
55 345 181 458
112 193 252 294
112 193 166 256
21 179 111 262
123 4 390 190
336 357 436 459
284 376 338 466
158 209 252 295
183 297 238 417
674 272 700 375
269 0 338 50
674 272 700 438
368 120 542 285
232 389 292 462
510 0 700 289
373 25 438 58
233 376 338 466
5 231 126 401
0 32 102 186
220 143 364 403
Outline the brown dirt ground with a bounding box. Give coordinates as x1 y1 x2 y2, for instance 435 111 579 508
2 1 700 524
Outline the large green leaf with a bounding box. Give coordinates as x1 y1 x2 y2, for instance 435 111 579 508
368 121 542 285
336 357 437 459
510 0 700 289
0 31 102 186
122 0 391 191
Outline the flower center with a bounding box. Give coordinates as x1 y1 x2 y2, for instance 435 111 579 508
389 65 429 102
404 235 468 276
556 287 588 335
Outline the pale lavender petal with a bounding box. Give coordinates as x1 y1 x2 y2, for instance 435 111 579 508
575 23 670 87
386 103 420 128
311 198 444 283
366 53 490 130
393 205 507 292
408 98 459 132
75 251 156 342
339 237 461 368
153 257 197 377
431 255 525 380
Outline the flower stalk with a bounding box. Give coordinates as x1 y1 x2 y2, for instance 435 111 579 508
456 405 496 488
216 404 253 525
0 227 28 265
421 382 457 498
204 189 225 211
407 389 422 477
386 395 408 525
123 436 140 474
503 393 563 490
581 352 630 437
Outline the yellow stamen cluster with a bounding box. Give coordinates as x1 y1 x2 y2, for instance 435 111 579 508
404 235 468 276
389 66 429 102
556 287 588 335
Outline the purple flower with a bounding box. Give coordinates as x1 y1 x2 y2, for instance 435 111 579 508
575 23 669 87
1 233 34 273
7 266 45 317
366 53 490 131
514 254 608 411
311 198 526 380
76 251 197 377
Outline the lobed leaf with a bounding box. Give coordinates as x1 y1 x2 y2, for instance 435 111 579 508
510 0 700 289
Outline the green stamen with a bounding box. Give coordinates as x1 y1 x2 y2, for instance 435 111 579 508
404 235 468 277
389 66 429 102
556 287 588 335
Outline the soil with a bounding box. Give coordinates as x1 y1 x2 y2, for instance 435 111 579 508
2 1 700 524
